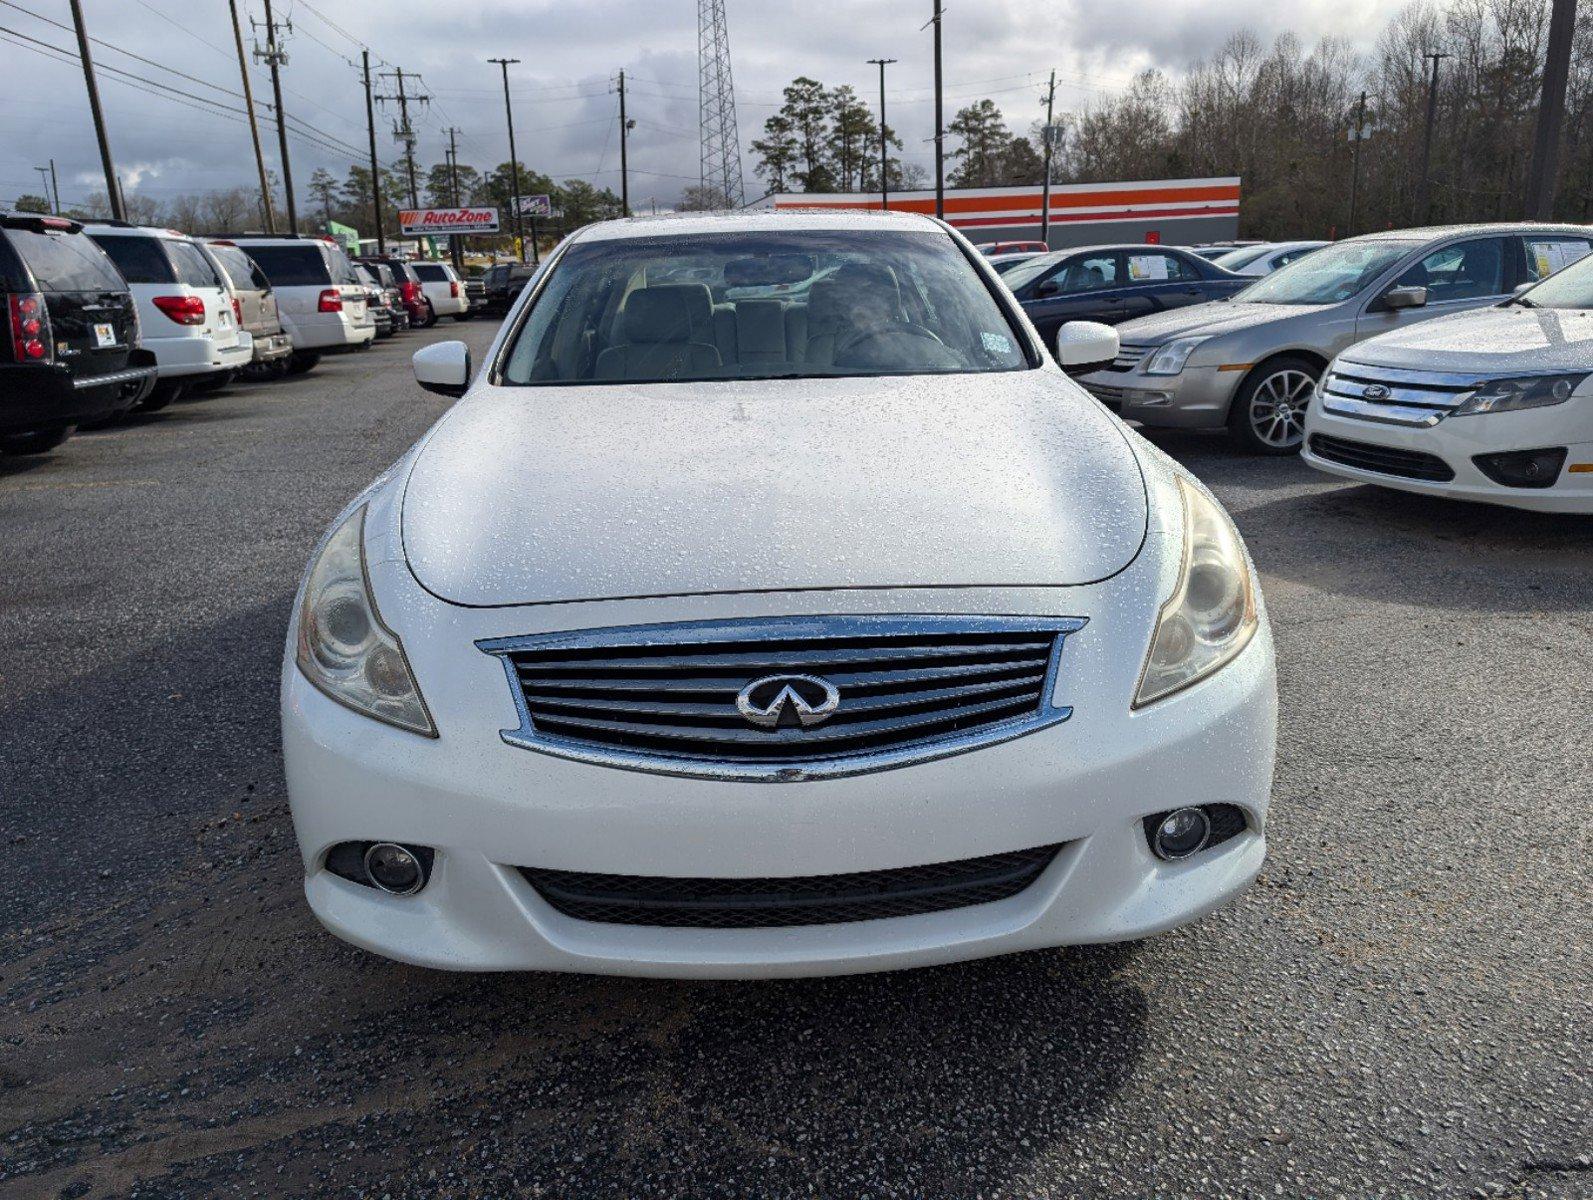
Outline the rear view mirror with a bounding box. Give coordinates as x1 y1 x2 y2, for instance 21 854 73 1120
413 340 470 398
1381 285 1428 310
1034 279 1061 299
1054 321 1119 370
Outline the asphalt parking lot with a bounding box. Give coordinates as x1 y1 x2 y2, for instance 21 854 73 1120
1 319 1588 1200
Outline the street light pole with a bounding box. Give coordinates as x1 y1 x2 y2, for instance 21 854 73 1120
488 57 526 263
868 57 897 211
1348 90 1368 237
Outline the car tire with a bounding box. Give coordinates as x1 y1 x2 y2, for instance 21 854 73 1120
286 352 321 376
422 302 438 329
0 425 74 455
1227 354 1321 455
138 381 184 412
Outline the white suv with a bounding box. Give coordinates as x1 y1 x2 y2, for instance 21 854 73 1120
83 222 252 408
228 236 375 372
409 260 470 323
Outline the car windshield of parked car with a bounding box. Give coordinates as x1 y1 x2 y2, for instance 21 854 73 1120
1516 248 1593 308
89 234 176 284
210 244 270 292
245 244 331 287
999 251 1065 293
500 230 1032 384
1238 239 1418 305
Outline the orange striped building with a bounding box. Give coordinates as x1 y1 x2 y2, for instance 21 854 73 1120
768 177 1241 249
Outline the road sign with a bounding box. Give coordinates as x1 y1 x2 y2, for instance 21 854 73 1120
516 194 554 217
1042 124 1065 148
398 206 500 236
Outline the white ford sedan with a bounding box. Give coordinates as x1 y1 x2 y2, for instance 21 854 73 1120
1304 249 1593 513
282 211 1277 978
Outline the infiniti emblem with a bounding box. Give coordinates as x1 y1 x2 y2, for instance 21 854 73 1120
736 674 841 729
1362 383 1390 401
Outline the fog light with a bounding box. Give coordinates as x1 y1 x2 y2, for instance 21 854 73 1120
1152 807 1212 861
1472 447 1567 488
363 842 426 895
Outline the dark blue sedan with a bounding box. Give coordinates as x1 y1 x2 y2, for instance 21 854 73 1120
1002 244 1251 344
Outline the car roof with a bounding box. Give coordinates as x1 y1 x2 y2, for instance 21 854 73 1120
1350 222 1593 242
79 221 195 241
569 209 947 244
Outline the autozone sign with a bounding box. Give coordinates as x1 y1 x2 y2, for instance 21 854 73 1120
398 207 500 235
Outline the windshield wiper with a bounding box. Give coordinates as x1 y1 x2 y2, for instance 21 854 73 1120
1506 294 1537 308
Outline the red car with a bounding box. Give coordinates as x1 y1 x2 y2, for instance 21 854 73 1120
976 240 1050 256
359 257 429 328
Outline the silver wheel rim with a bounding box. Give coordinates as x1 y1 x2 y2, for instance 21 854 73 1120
1248 368 1315 448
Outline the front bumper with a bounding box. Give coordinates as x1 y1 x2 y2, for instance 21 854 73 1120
1077 364 1243 429
1302 402 1593 514
283 557 1277 978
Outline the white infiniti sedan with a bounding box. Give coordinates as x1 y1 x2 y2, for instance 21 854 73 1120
281 211 1277 978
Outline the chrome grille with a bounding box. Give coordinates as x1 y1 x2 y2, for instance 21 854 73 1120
1320 362 1480 427
479 615 1085 781
1105 343 1152 372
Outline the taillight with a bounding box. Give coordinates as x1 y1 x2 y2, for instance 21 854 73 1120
153 295 206 325
6 292 52 363
231 296 242 322
318 288 343 313
401 281 420 303
449 280 460 298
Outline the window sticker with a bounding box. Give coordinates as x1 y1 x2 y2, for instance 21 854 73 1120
981 331 1013 354
1127 254 1172 282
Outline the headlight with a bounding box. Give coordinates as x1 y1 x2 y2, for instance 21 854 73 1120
1452 372 1587 415
295 505 436 736
1142 337 1207 376
1134 477 1258 708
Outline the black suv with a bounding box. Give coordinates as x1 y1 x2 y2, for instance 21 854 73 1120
481 262 539 316
0 212 155 454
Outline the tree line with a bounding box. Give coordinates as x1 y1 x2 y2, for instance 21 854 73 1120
751 0 1593 239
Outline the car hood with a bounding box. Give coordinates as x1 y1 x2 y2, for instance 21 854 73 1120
1116 301 1319 345
1340 305 1593 374
400 370 1149 607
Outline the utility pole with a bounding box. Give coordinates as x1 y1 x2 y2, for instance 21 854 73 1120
67 0 124 220
1417 50 1450 222
33 166 55 213
256 0 296 231
1040 70 1057 245
362 49 385 254
1527 0 1577 220
228 0 274 232
377 68 425 210
932 0 944 219
616 71 631 217
1348 90 1369 236
488 57 525 262
868 58 897 210
49 160 61 214
445 126 464 268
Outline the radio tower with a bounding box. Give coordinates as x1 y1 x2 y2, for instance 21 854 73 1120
698 0 745 209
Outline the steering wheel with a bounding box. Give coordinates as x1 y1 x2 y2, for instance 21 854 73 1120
833 321 947 360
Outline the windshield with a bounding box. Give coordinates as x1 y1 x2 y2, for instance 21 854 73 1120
500 229 1032 385
1239 240 1417 305
1516 248 1593 308
1000 251 1064 293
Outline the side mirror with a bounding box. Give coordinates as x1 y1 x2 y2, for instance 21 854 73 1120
1381 284 1428 310
1054 321 1119 370
1034 279 1061 299
413 340 470 398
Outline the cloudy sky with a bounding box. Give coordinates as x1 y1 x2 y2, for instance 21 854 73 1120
2 0 1414 216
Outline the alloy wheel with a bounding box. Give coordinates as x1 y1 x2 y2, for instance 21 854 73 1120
1246 368 1316 449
